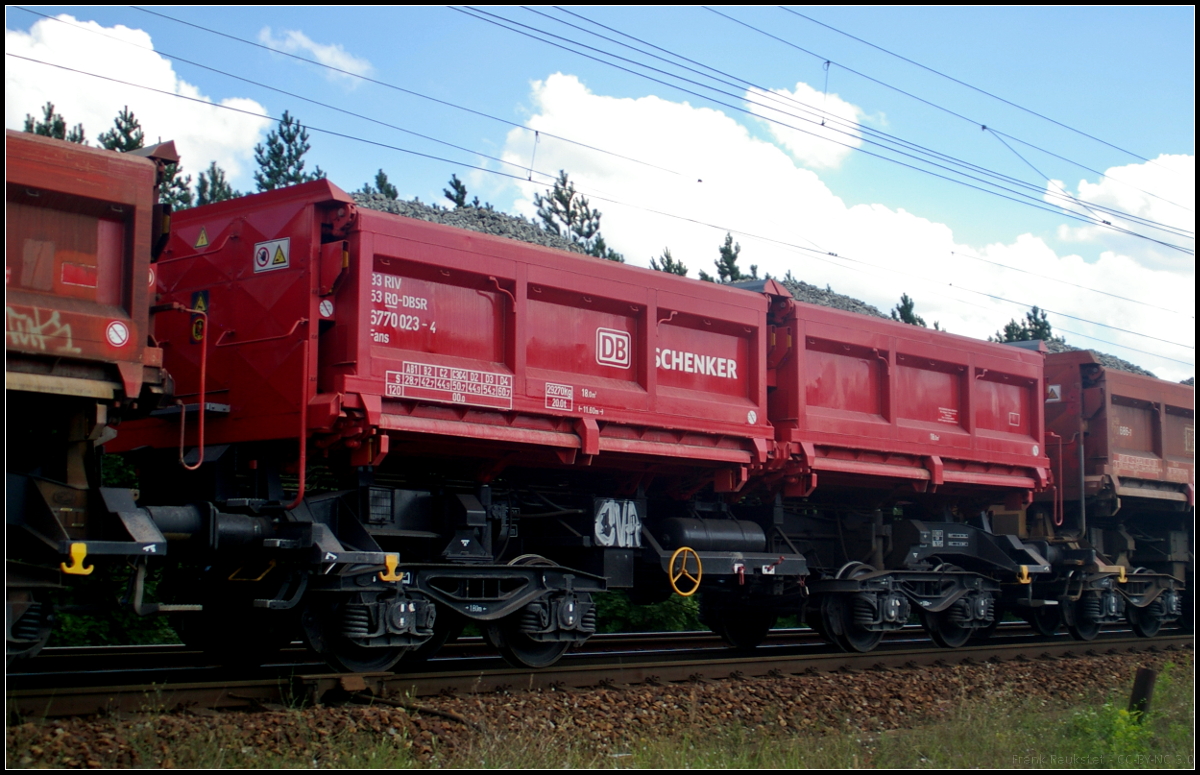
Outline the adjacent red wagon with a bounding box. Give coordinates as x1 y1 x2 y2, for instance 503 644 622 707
764 292 1050 502
114 181 774 493
5 129 169 402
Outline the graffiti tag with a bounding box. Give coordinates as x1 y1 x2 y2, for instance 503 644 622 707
5 306 82 355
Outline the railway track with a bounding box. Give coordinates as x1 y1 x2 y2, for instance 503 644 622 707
2 621 1044 680
8 626 1189 719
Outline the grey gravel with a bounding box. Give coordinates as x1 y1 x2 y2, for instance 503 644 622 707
354 193 587 255
779 278 888 319
354 194 1170 380
1043 339 1157 378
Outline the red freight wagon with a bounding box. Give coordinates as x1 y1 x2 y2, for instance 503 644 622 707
1043 349 1194 508
765 293 1050 499
5 130 169 401
994 349 1195 641
114 181 773 487
7 131 176 661
107 181 802 670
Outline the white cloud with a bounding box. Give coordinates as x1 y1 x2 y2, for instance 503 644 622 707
1047 154 1195 273
5 15 271 185
499 74 1194 381
258 27 372 84
745 81 862 169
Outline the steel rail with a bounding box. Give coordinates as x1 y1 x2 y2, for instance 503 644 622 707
7 622 1037 676
7 633 1189 719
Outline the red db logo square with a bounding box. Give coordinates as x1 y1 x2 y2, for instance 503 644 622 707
596 328 631 368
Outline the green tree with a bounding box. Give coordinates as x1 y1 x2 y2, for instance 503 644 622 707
97 106 144 152
253 111 324 192
444 173 468 208
441 173 492 210
534 170 625 262
196 162 240 206
649 247 688 276
891 293 927 327
700 233 756 282
360 169 398 199
990 305 1062 343
160 163 193 211
23 102 86 144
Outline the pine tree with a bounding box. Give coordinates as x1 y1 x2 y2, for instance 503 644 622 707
990 306 1062 343
891 293 927 327
160 163 193 210
98 106 144 152
444 174 468 208
196 162 240 206
534 170 625 262
359 169 397 199
253 111 323 192
711 233 755 282
649 247 688 276
371 170 398 200
23 102 86 144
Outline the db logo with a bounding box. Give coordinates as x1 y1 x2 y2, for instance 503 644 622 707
596 328 631 368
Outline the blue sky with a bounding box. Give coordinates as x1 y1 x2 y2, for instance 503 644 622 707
6 7 1194 379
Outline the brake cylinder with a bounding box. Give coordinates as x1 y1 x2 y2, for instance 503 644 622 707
657 518 766 552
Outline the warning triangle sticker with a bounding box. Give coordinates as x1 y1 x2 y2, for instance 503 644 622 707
272 246 287 265
194 227 209 248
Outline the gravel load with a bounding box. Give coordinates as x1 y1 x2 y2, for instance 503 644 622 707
354 195 1170 379
780 278 888 319
354 194 587 255
1043 339 1157 378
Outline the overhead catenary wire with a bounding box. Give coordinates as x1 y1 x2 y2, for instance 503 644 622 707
123 6 684 178
777 6 1181 176
5 54 550 188
13 8 560 186
988 127 1137 235
705 7 1196 225
949 250 1194 319
1053 328 1195 368
532 6 1194 240
457 6 1193 254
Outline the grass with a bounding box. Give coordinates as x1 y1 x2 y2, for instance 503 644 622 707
444 658 1195 769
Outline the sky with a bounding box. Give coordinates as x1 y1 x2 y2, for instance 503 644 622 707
6 7 1195 381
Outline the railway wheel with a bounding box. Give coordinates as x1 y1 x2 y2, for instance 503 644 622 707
1065 597 1101 641
818 563 884 653
1025 605 1062 637
919 609 972 649
921 590 996 649
1126 603 1163 638
301 596 407 673
483 610 575 669
970 606 1003 642
701 597 777 651
483 555 581 669
6 591 53 665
